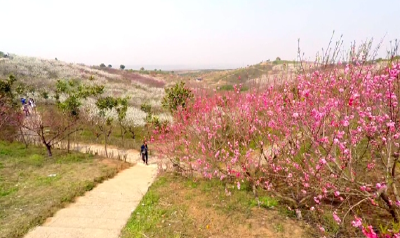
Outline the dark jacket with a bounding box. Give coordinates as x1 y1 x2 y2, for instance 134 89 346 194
141 144 148 154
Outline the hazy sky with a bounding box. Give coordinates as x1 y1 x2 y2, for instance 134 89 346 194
2 0 400 69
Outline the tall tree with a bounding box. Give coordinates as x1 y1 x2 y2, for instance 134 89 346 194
162 81 193 112
0 75 21 141
22 80 104 156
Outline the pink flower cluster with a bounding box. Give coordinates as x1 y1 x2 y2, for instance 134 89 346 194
155 61 400 236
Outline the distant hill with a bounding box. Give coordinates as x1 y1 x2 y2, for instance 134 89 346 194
0 54 168 112
172 59 305 89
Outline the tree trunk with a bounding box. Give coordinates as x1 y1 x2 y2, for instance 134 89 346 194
121 127 124 148
45 143 52 157
19 126 28 148
392 156 400 202
104 133 108 157
381 191 399 223
67 133 70 153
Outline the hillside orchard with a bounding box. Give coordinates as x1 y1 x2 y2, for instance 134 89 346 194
155 58 400 237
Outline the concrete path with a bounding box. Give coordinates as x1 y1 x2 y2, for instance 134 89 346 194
24 147 158 238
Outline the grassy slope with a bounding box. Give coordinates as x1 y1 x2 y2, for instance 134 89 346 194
0 54 172 149
0 55 165 109
121 173 314 238
175 60 301 89
72 124 148 151
0 141 130 238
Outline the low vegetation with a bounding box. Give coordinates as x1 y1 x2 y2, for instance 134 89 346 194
0 141 129 238
121 173 312 238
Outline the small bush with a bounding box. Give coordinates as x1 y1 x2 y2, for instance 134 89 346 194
162 81 193 112
218 84 248 91
140 103 152 114
219 84 234 91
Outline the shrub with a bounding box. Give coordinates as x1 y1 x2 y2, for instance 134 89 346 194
218 84 234 91
155 60 400 237
219 84 248 91
161 81 193 112
0 75 21 141
140 103 152 114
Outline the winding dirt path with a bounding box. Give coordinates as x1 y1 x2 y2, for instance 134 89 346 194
24 143 158 238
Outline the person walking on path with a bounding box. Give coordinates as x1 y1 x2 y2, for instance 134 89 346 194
28 98 36 112
140 141 148 165
23 102 30 117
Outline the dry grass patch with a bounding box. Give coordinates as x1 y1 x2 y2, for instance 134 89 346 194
0 141 130 238
121 173 314 238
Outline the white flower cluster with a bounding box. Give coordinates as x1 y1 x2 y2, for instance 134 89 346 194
155 113 173 123
122 107 147 127
0 55 165 110
0 55 120 80
81 100 147 127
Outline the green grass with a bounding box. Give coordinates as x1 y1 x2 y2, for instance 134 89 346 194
121 173 311 238
121 175 176 238
122 185 165 236
0 141 128 238
274 223 285 233
26 154 45 167
249 196 279 209
72 125 147 150
218 84 249 92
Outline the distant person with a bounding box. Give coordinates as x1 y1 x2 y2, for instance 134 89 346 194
21 98 26 106
29 98 36 111
140 141 148 165
23 103 30 117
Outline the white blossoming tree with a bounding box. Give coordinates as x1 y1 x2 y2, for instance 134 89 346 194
22 79 104 156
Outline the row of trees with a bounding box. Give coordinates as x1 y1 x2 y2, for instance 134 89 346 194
0 75 152 157
99 63 125 70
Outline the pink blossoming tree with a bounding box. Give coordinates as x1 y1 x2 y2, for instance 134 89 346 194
155 43 400 237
